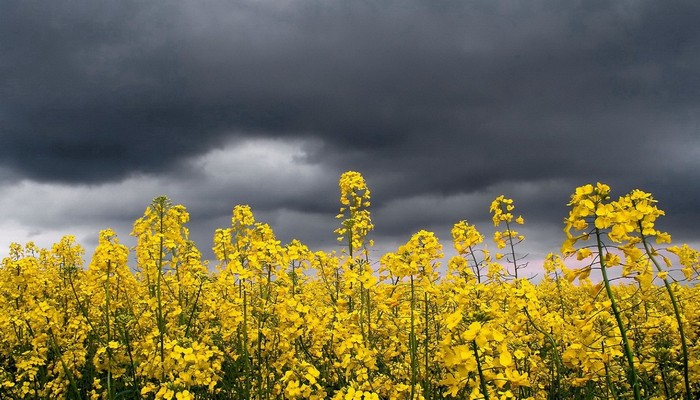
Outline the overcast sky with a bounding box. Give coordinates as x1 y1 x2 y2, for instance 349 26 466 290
1 0 699 273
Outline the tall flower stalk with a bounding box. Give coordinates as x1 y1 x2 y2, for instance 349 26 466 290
132 196 190 379
490 196 526 279
616 190 691 400
562 183 641 400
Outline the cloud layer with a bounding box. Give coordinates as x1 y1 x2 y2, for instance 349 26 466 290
1 0 699 265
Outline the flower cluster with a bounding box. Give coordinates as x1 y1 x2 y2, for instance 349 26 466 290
489 196 526 278
335 171 374 256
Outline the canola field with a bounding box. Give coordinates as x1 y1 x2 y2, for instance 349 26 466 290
0 172 698 400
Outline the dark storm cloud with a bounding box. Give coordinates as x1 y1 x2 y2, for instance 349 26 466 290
1 0 699 250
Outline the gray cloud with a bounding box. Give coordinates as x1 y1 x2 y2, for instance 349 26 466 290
1 0 699 263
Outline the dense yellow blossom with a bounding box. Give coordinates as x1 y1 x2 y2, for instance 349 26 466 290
0 174 697 400
335 171 374 256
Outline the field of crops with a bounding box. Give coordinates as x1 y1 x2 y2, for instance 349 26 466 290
1 172 698 399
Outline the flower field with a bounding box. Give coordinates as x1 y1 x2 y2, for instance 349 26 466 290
1 172 698 400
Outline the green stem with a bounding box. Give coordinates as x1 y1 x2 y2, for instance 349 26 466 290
472 340 490 400
359 281 366 343
184 280 204 338
105 259 113 400
348 225 354 312
68 274 99 339
638 228 691 400
602 341 620 400
156 203 166 379
242 278 251 398
595 227 640 400
409 275 417 400
48 327 82 400
423 291 430 399
469 246 481 283
504 220 519 279
523 307 562 393
366 283 372 345
554 271 566 320
365 253 372 346
120 324 140 396
291 262 296 298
